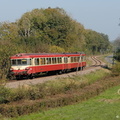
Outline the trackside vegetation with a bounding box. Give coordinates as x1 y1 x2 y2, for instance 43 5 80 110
0 7 111 80
113 37 120 61
0 68 119 118
112 62 120 76
9 82 120 120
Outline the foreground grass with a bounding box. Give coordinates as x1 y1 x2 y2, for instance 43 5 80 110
0 68 113 119
9 82 120 120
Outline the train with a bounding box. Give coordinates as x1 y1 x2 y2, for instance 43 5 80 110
9 52 86 79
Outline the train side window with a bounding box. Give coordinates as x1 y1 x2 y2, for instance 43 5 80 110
52 57 57 64
71 57 73 63
28 59 32 65
74 57 76 62
77 57 79 62
57 58 59 63
60 57 62 63
35 58 39 65
40 58 42 65
55 58 57 64
76 57 77 62
46 58 49 64
58 57 62 63
73 57 75 62
76 57 79 62
46 58 51 64
43 58 46 65
64 57 68 63
58 57 62 64
40 58 46 65
52 58 54 64
70 57 72 63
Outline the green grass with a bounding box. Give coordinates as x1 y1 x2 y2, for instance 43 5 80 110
7 81 120 120
82 68 110 83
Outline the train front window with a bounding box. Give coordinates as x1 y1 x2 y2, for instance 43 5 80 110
11 59 31 66
17 59 22 65
21 59 27 65
11 60 16 65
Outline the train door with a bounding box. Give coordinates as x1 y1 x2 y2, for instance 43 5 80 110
28 58 35 73
67 57 71 69
34 58 40 73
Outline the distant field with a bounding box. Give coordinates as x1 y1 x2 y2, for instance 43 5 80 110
9 82 120 120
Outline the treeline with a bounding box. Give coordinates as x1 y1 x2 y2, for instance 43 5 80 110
113 37 120 61
0 7 111 80
111 37 120 76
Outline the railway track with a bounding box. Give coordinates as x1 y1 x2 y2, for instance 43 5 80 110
91 56 102 67
5 56 105 88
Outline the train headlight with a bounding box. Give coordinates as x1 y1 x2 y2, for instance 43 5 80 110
25 67 30 70
10 68 14 71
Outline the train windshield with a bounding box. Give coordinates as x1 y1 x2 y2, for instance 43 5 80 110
11 59 31 66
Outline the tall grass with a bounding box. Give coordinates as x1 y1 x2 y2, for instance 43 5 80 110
0 69 110 104
9 81 120 120
0 69 111 118
0 70 108 103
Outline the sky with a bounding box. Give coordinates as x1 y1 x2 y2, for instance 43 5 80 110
0 0 120 41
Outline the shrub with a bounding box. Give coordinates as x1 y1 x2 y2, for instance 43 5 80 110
27 86 45 100
9 87 28 102
112 62 120 76
0 85 10 104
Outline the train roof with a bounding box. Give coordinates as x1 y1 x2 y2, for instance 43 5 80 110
10 52 86 59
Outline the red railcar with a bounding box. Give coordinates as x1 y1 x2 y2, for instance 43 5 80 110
10 53 86 79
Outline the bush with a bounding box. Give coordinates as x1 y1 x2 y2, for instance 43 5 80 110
0 85 10 104
9 87 28 102
27 86 45 100
112 62 120 76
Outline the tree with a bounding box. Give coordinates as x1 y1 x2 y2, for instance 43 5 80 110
113 37 120 61
0 22 19 42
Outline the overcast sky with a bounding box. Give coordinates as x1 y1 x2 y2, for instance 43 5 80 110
0 0 120 41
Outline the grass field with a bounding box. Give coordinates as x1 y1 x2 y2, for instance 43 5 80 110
7 81 120 120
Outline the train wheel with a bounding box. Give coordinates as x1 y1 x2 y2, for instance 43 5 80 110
47 71 54 76
16 75 23 80
57 70 62 75
28 74 34 79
